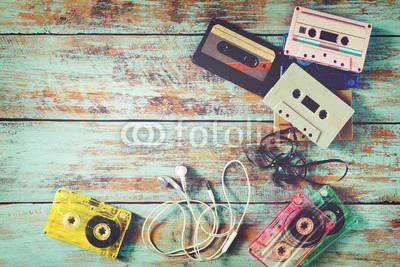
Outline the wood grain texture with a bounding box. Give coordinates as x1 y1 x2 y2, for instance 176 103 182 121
0 35 399 121
0 0 398 35
0 203 399 266
1 121 398 203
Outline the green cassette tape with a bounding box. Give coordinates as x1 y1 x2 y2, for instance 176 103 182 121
300 185 358 266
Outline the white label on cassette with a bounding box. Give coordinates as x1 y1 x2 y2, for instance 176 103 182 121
284 6 372 73
263 63 354 149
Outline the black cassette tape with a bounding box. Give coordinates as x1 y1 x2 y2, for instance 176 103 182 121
192 18 282 97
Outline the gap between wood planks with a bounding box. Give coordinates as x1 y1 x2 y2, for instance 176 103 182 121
0 118 399 125
0 33 398 37
1 202 399 205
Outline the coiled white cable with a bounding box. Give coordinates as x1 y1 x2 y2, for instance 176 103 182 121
141 160 251 261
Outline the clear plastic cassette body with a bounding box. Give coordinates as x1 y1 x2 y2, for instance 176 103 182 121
248 192 335 266
300 186 358 266
44 188 132 258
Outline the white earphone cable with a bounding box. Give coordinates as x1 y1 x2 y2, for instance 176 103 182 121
141 160 251 261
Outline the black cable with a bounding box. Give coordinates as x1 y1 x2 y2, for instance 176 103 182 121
245 126 348 186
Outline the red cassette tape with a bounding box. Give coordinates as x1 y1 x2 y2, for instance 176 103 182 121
248 192 335 266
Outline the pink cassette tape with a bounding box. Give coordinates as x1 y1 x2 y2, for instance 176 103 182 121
284 6 372 73
248 192 335 267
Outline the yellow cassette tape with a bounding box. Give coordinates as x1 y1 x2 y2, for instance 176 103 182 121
44 188 132 258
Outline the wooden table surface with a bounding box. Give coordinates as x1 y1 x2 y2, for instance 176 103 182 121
0 0 399 266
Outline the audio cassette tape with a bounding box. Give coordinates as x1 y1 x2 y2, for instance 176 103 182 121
282 34 360 89
248 192 335 267
44 188 132 258
263 63 354 149
284 7 372 73
192 18 282 97
300 186 358 266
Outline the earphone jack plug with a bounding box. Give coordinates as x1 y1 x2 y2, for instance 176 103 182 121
205 181 216 204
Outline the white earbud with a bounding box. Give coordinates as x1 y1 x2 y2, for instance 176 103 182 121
175 165 188 192
157 176 183 192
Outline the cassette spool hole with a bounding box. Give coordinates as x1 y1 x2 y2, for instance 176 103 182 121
296 217 314 235
292 89 301 99
273 242 291 260
63 212 80 229
341 36 349 46
319 110 328 119
93 223 111 241
308 28 316 38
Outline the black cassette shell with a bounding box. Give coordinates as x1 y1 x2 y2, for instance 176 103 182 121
86 215 121 248
192 18 282 97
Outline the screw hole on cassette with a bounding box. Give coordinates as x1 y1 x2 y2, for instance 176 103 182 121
323 53 327 57
243 126 348 186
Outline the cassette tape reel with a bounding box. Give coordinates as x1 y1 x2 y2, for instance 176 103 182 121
284 7 372 73
300 186 358 266
44 188 132 258
192 18 282 97
248 193 335 267
264 63 354 149
282 34 360 89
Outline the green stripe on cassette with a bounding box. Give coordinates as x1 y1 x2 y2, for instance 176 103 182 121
300 185 358 266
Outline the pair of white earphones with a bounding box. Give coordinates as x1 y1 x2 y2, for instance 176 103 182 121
141 160 251 262
157 165 189 193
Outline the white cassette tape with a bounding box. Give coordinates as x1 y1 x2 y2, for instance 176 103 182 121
263 63 354 149
284 6 372 73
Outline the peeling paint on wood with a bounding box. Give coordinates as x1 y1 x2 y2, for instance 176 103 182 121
0 36 399 121
0 121 398 203
0 0 398 34
0 203 399 266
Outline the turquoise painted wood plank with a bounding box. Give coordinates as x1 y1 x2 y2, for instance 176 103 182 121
0 203 399 266
0 0 398 35
0 121 398 203
0 35 398 121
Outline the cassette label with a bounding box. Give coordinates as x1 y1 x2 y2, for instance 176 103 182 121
300 186 358 266
263 63 354 149
284 7 372 73
248 192 335 267
192 18 282 96
44 188 132 258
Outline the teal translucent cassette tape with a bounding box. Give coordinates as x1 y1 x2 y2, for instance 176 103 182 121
300 185 357 266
